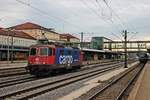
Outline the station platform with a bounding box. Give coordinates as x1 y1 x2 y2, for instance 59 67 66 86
128 61 150 100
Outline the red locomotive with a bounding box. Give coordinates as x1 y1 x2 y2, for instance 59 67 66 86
27 43 83 76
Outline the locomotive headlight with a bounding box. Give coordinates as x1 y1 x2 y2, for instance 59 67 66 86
35 57 39 62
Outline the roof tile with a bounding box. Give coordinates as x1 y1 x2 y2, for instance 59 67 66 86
0 29 36 40
9 22 42 30
9 22 60 34
60 33 79 40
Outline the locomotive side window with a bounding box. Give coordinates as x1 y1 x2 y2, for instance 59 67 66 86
30 48 36 55
48 48 52 56
40 47 48 56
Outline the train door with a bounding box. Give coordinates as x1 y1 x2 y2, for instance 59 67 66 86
73 50 79 63
54 48 62 65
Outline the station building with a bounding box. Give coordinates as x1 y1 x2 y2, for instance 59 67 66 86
9 22 80 43
60 33 80 43
9 22 60 42
0 29 37 60
91 37 113 50
0 22 80 61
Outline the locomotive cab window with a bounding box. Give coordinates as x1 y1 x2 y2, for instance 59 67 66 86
30 48 36 56
40 47 48 56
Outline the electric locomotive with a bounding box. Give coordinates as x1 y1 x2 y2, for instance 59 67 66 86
27 42 83 76
137 52 148 63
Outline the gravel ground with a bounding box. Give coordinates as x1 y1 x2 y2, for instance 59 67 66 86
76 63 141 100
120 64 145 100
94 66 140 100
0 74 32 82
93 68 140 100
30 68 119 100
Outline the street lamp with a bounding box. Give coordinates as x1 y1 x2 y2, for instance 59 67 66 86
7 29 10 64
3 28 15 63
11 30 15 63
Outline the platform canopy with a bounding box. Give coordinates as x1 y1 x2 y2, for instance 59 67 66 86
82 48 105 53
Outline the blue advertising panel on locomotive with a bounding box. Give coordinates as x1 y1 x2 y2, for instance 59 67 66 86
54 48 80 65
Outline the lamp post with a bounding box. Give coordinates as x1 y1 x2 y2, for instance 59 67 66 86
11 31 15 63
4 28 14 63
6 29 11 64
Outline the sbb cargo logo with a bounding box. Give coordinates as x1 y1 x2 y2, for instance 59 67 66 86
59 55 73 64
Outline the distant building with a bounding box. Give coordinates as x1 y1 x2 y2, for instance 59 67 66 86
91 37 113 50
0 29 37 60
9 22 60 41
104 41 150 52
60 33 80 43
0 29 36 47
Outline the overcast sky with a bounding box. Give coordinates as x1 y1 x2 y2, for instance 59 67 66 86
0 0 150 41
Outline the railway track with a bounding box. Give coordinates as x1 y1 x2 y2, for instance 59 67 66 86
0 67 27 77
0 62 123 100
0 59 134 78
0 61 135 91
0 74 37 88
0 61 123 89
82 63 144 100
0 60 117 78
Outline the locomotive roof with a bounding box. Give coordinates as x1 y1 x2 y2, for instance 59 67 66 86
30 44 79 50
30 44 56 48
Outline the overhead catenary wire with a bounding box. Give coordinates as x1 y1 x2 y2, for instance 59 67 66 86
94 0 125 34
80 0 122 36
101 0 136 31
111 32 123 41
95 0 113 21
96 0 138 42
128 32 138 41
15 0 136 42
81 0 123 36
58 0 123 38
79 0 105 20
16 0 121 35
96 0 128 29
15 0 88 32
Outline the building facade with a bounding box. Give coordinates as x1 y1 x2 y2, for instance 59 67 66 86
0 22 81 61
60 34 80 43
0 29 37 60
10 22 60 41
91 37 113 50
